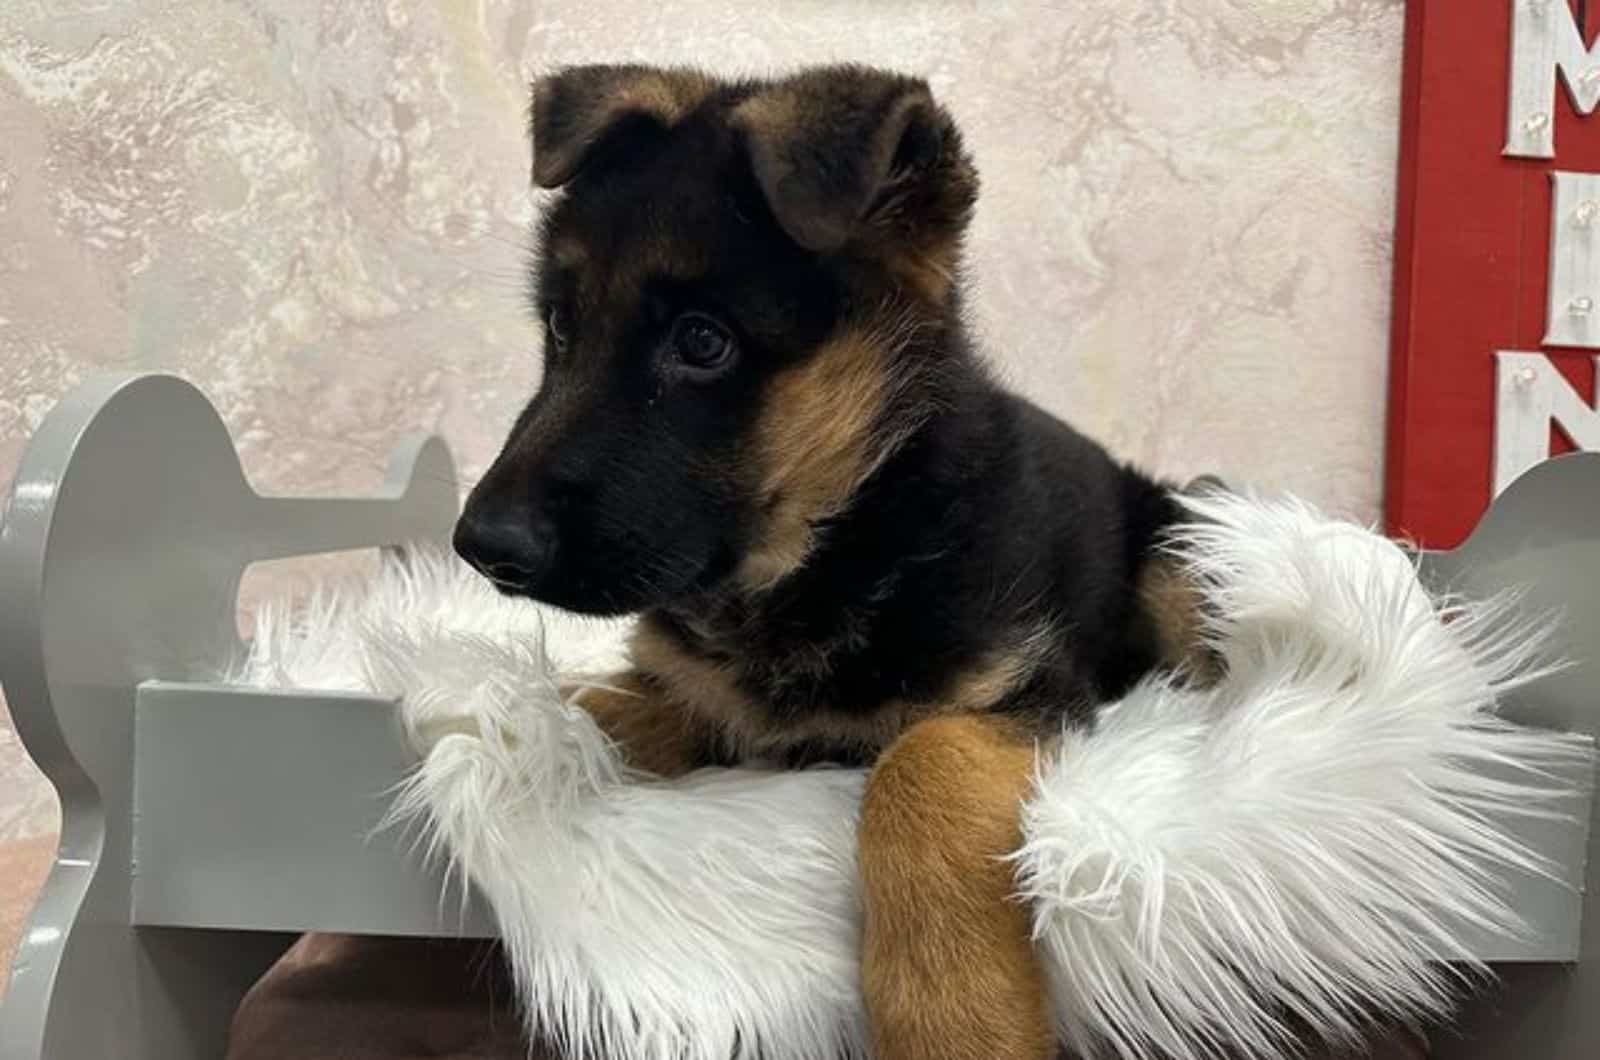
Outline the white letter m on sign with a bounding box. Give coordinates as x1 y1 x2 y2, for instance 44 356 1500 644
1505 0 1600 158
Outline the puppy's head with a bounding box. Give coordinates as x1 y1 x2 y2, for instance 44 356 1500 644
454 64 977 615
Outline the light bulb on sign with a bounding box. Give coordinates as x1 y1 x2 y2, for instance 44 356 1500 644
1570 295 1595 316
1524 111 1552 134
1576 200 1600 226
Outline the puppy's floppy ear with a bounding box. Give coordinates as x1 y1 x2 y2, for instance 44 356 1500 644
732 65 974 254
531 64 715 188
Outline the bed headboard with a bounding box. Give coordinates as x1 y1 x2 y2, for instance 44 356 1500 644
0 373 463 1060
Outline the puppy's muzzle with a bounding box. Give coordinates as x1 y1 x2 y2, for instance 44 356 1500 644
452 500 557 592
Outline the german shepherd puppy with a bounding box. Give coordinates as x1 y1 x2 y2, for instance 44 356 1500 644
454 64 1205 1060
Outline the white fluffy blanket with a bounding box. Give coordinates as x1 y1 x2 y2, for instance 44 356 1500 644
238 492 1579 1060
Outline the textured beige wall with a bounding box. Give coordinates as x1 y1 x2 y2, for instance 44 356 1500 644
0 1 1404 845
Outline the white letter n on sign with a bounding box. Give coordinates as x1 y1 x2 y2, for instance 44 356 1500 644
1505 0 1600 158
1494 352 1600 493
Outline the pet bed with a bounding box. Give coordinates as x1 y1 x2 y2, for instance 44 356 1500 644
0 374 1597 1060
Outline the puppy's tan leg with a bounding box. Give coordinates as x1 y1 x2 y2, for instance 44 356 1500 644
566 671 711 778
860 713 1053 1060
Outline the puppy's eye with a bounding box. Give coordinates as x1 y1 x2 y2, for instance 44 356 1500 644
669 313 737 375
546 306 571 351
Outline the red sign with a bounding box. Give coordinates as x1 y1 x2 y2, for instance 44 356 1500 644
1388 0 1600 548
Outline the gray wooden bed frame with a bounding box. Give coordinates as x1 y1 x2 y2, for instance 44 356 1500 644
0 373 1595 1059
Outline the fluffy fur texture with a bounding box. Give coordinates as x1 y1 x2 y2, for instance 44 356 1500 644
238 551 870 1060
1015 494 1582 1059
237 496 1583 1060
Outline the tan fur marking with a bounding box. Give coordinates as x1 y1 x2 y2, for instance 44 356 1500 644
631 618 1051 761
888 240 958 304
631 619 907 759
613 69 717 127
533 67 717 188
860 714 1054 1060
941 622 1056 713
738 329 898 590
1137 553 1219 682
726 89 798 147
873 140 978 304
565 671 707 778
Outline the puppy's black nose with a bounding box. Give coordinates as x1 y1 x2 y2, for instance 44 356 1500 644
452 505 554 588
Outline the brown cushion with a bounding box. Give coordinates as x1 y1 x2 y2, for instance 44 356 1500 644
227 934 1429 1060
227 933 540 1060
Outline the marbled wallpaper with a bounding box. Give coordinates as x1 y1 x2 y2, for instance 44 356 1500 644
0 2 1403 854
